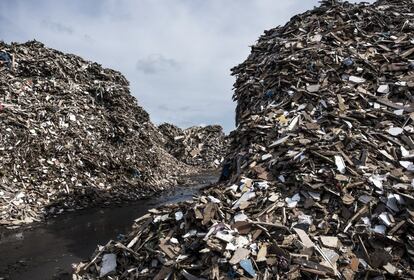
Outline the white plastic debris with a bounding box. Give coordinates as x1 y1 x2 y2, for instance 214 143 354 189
401 146 410 157
400 161 414 170
225 242 237 251
234 236 249 248
387 127 403 136
153 213 170 223
379 212 392 227
319 236 339 248
372 224 386 234
68 113 77 122
269 135 290 147
285 193 300 208
287 115 300 131
308 191 321 201
298 214 313 225
334 155 346 174
232 191 256 209
386 194 399 212
255 181 269 190
377 84 389 94
99 253 117 277
208 195 221 203
349 75 366 84
170 237 179 244
175 211 184 221
234 212 248 222
261 154 272 161
393 109 404 115
183 229 197 238
369 174 387 190
216 230 234 243
307 84 320 92
361 217 371 226
227 184 239 192
310 34 322 42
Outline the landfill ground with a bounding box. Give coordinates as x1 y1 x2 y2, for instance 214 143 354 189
0 40 228 229
2 0 414 279
73 0 414 279
0 172 219 280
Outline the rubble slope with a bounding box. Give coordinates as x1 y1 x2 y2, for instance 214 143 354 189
0 41 194 226
158 123 228 169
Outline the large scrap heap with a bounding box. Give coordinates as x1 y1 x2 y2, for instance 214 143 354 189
159 123 228 169
0 41 195 226
75 0 414 279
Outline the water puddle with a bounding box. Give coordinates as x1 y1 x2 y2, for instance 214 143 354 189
0 172 218 280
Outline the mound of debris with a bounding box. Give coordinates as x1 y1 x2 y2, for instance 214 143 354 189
158 123 228 169
74 0 414 279
0 41 196 227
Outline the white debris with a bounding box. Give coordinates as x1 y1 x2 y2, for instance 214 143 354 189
379 212 392 227
183 230 197 238
208 196 221 204
334 155 346 174
216 230 234 243
361 217 371 226
401 146 410 157
255 181 269 190
232 191 256 209
261 154 272 161
298 214 313 225
310 34 323 42
269 136 290 147
225 242 237 251
377 84 389 94
386 194 399 212
175 211 184 221
307 84 320 92
234 212 248 222
369 174 387 190
393 109 404 115
308 191 321 201
99 254 117 277
287 115 300 131
400 161 414 170
320 236 339 248
285 193 301 208
372 224 386 234
349 76 366 84
387 127 403 136
68 113 77 122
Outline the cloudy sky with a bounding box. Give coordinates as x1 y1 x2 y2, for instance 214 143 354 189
0 0 371 132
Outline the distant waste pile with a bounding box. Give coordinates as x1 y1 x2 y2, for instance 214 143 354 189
0 41 198 227
75 0 414 279
158 123 228 169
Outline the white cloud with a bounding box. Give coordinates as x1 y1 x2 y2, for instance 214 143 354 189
0 0 372 132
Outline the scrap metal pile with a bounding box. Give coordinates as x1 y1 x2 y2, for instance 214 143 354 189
159 123 228 169
0 41 196 227
74 0 414 279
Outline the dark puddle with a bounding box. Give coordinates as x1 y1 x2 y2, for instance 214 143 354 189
0 172 218 280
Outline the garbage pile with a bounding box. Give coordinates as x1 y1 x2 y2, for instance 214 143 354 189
0 41 196 227
158 123 228 169
74 0 414 279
